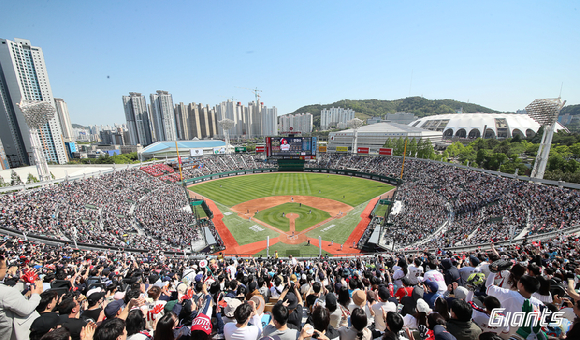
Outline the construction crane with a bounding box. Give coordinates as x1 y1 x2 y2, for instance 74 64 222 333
235 86 262 106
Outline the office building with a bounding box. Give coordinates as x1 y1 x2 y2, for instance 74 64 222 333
54 98 74 141
320 107 355 130
123 92 152 145
150 90 177 141
0 38 68 167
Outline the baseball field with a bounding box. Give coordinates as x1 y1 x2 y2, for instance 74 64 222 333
188 172 394 256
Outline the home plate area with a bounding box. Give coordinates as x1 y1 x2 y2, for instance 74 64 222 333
231 195 352 245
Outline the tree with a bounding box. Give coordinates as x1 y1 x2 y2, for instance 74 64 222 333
0 176 6 187
10 170 23 186
26 173 39 184
383 138 394 149
407 138 417 157
394 137 405 156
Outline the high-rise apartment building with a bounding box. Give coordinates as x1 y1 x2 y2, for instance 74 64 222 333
0 138 9 170
174 102 188 140
123 92 152 145
215 100 277 138
150 90 177 141
320 107 355 130
261 105 278 136
54 98 74 141
0 38 68 167
279 113 312 133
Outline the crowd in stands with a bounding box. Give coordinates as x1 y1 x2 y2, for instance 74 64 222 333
2 232 580 340
309 154 580 249
2 151 580 254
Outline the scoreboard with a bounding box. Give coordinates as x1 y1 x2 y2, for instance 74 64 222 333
265 137 317 159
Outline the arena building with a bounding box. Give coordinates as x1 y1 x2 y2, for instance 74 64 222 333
409 113 567 139
327 122 442 153
141 140 230 159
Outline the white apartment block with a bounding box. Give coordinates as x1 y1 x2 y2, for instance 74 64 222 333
279 113 312 134
0 38 69 166
320 107 355 130
54 98 74 141
150 90 177 141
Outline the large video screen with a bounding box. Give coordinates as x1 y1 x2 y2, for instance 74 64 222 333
266 137 317 159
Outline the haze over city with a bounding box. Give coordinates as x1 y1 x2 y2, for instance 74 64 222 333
2 0 579 126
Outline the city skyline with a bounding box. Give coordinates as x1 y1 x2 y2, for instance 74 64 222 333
1 1 579 126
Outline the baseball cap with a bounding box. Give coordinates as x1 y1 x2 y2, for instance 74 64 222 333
416 299 431 313
224 297 242 318
425 280 439 293
87 292 105 305
104 299 125 318
190 313 212 335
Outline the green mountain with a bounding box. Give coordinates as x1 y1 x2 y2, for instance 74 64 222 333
72 123 88 129
288 97 498 129
560 104 580 116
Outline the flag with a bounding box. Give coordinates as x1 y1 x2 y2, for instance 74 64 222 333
178 156 182 165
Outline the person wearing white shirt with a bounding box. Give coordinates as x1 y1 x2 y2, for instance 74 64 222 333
270 277 284 299
406 258 424 285
486 273 544 338
223 300 263 340
423 263 447 294
371 287 397 334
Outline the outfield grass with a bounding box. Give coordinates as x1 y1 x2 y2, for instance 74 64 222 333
253 203 330 232
305 201 369 244
213 201 280 246
189 173 393 207
255 241 330 257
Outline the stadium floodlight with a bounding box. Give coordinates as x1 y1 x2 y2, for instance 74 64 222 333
218 118 235 155
527 98 566 180
16 99 56 182
348 118 364 154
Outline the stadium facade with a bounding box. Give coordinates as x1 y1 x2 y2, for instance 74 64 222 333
327 122 442 153
141 140 229 159
409 113 567 139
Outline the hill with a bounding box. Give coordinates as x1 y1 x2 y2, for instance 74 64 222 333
560 104 580 116
288 97 498 129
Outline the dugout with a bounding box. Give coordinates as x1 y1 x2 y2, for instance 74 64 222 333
191 199 213 219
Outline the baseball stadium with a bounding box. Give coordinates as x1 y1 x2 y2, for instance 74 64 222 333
2 135 580 258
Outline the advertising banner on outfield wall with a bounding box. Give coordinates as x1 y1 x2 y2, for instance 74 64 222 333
256 146 265 153
213 147 226 154
357 147 369 154
318 146 327 153
379 148 393 156
336 146 348 152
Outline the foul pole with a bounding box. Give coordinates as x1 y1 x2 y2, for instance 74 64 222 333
400 139 408 179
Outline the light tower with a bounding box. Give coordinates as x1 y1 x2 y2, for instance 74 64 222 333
218 118 235 154
348 118 363 154
16 100 56 182
527 98 566 180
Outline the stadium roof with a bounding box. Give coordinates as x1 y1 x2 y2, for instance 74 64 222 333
408 113 567 139
328 122 442 152
142 140 227 158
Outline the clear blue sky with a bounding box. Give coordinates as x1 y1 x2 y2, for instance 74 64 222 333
2 0 579 126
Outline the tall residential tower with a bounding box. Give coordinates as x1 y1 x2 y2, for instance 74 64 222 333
0 38 68 167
